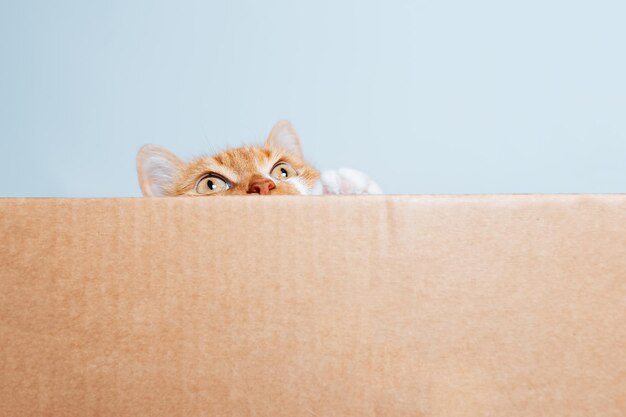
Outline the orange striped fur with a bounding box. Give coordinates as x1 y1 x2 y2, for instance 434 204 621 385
137 121 320 197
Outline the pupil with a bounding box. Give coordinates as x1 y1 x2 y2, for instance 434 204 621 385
281 168 288 177
207 180 214 190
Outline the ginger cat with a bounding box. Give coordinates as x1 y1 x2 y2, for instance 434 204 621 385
137 121 381 197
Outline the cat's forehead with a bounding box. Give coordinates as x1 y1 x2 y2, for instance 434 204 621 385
184 146 281 183
212 146 277 167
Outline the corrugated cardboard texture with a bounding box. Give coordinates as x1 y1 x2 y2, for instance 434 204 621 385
1 196 626 416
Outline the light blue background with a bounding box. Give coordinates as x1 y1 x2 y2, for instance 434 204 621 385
1 0 625 197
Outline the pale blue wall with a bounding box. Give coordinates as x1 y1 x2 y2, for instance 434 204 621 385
1 0 625 197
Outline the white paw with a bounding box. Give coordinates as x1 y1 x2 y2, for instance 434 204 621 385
319 168 382 195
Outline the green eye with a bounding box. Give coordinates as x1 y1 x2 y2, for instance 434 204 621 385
270 163 298 180
196 175 230 194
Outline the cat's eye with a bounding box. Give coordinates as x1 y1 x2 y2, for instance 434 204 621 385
195 175 230 194
270 162 298 180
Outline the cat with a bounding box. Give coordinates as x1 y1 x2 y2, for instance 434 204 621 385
137 120 382 196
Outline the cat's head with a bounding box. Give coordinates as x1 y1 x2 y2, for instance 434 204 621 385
137 121 320 196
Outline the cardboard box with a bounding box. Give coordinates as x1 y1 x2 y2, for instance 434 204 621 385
1 195 625 416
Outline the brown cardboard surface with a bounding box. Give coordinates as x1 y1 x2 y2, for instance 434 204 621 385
1 195 626 416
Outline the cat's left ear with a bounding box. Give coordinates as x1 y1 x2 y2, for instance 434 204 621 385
136 144 184 197
265 120 304 159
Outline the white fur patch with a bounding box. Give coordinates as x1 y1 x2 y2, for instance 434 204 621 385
319 168 382 195
287 177 309 195
310 181 324 195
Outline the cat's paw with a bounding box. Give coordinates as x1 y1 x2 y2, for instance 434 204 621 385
320 168 382 195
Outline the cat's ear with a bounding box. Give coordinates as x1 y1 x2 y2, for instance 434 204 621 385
265 120 304 159
136 145 184 197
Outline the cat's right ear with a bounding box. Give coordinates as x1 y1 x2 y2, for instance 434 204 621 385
265 120 304 160
136 145 184 197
